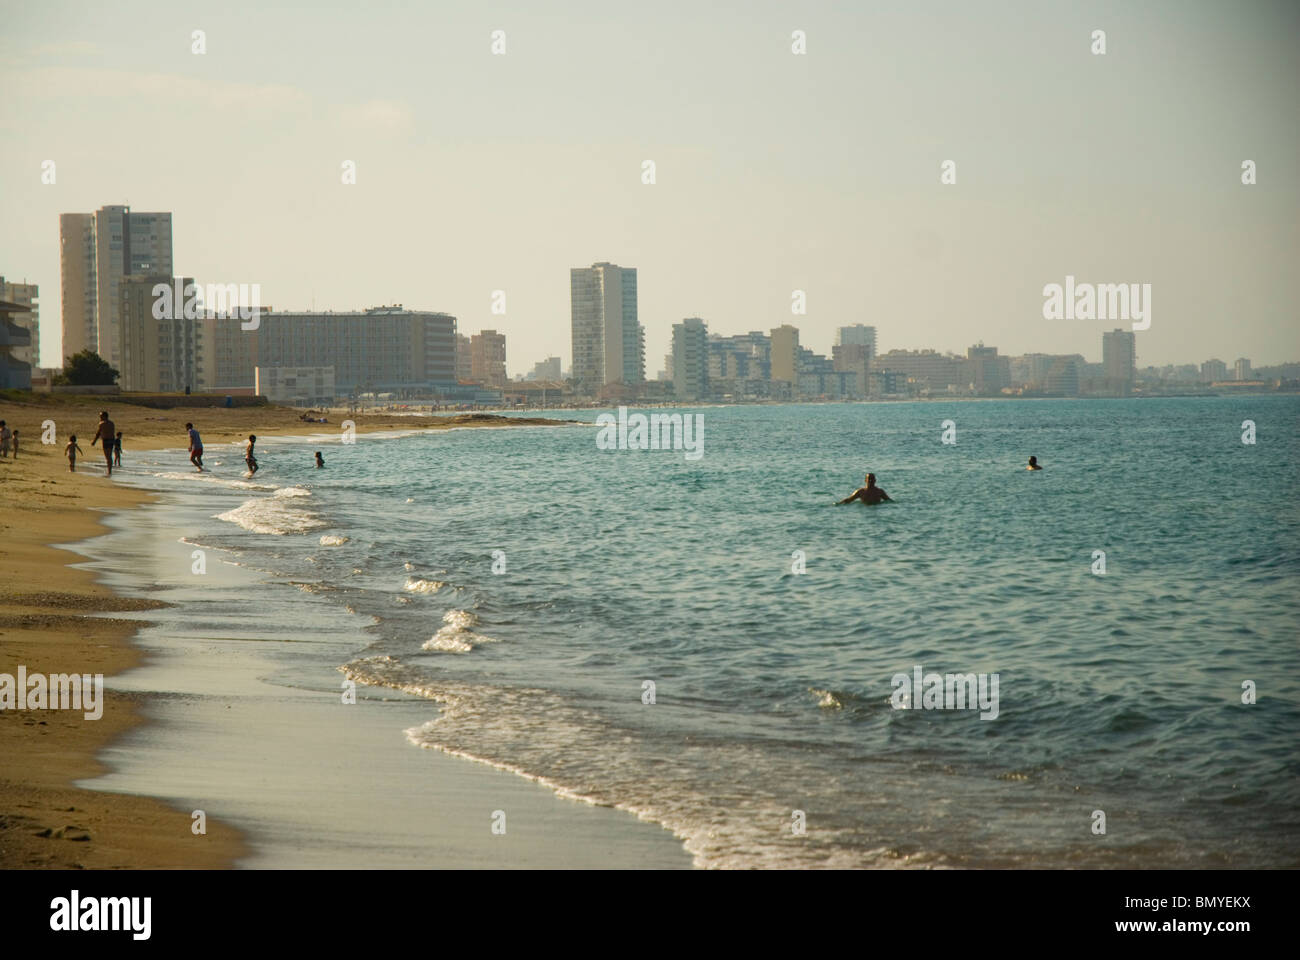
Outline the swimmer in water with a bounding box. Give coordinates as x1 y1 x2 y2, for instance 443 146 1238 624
838 472 891 505
1027 455 1042 470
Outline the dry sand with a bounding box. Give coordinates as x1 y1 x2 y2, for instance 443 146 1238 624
0 394 573 869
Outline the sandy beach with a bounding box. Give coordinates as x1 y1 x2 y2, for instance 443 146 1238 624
2 395 691 869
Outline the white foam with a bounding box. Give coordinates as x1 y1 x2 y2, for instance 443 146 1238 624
215 486 323 535
319 534 349 546
421 608 497 653
403 577 444 594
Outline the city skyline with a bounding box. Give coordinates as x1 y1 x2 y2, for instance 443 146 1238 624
2 0 1297 372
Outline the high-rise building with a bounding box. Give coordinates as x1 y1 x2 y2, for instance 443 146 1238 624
1200 358 1228 382
59 213 97 360
528 356 562 381
196 307 456 393
570 262 643 391
832 343 871 397
770 324 799 384
966 343 1010 396
0 277 39 368
455 334 473 381
119 275 198 392
672 317 709 401
1234 358 1252 381
470 329 507 388
835 324 877 359
1102 329 1136 395
60 206 173 371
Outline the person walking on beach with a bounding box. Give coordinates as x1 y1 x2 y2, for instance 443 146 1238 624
65 435 83 472
314 451 324 469
114 431 123 467
1027 456 1042 471
838 472 892 505
10 428 18 459
90 410 117 477
244 434 259 477
0 420 10 458
186 422 204 471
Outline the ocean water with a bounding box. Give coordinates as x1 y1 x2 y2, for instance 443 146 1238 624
115 399 1300 868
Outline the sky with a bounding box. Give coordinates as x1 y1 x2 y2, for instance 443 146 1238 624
1 0 1297 373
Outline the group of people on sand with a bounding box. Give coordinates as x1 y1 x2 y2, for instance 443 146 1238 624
838 456 1042 506
0 420 18 460
64 411 123 474
58 411 326 478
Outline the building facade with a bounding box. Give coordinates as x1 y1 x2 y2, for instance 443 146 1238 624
672 317 709 401
770 324 800 385
835 324 877 359
872 349 965 394
254 366 336 406
470 329 507 388
59 213 97 360
197 307 457 394
119 275 198 392
570 262 644 391
529 356 561 380
0 277 39 368
1102 328 1137 395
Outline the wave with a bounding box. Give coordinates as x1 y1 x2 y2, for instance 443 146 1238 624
422 609 497 653
214 486 324 535
403 577 445 594
319 534 349 546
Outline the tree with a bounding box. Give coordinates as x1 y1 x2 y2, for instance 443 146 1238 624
61 350 120 386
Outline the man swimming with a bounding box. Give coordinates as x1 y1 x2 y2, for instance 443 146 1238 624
1027 456 1042 470
839 473 892 505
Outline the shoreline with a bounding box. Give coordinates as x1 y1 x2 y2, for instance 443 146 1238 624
0 459 247 868
0 397 689 869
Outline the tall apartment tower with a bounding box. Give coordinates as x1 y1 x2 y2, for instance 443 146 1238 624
60 206 173 370
770 324 800 384
835 324 877 359
570 262 644 391
1234 358 1252 381
59 213 97 360
470 329 507 388
672 317 709 401
0 277 39 368
1102 328 1136 396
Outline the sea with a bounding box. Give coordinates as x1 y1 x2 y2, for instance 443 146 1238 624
106 397 1300 868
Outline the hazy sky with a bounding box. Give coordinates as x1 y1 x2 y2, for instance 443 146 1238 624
2 0 1297 372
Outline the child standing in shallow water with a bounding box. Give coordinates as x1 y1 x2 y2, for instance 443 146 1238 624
65 435 84 471
114 431 123 467
244 434 259 477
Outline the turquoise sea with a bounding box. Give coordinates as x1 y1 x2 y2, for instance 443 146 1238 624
118 397 1300 867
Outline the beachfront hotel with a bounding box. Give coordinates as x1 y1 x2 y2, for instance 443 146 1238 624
196 306 458 395
58 206 173 370
570 262 644 393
